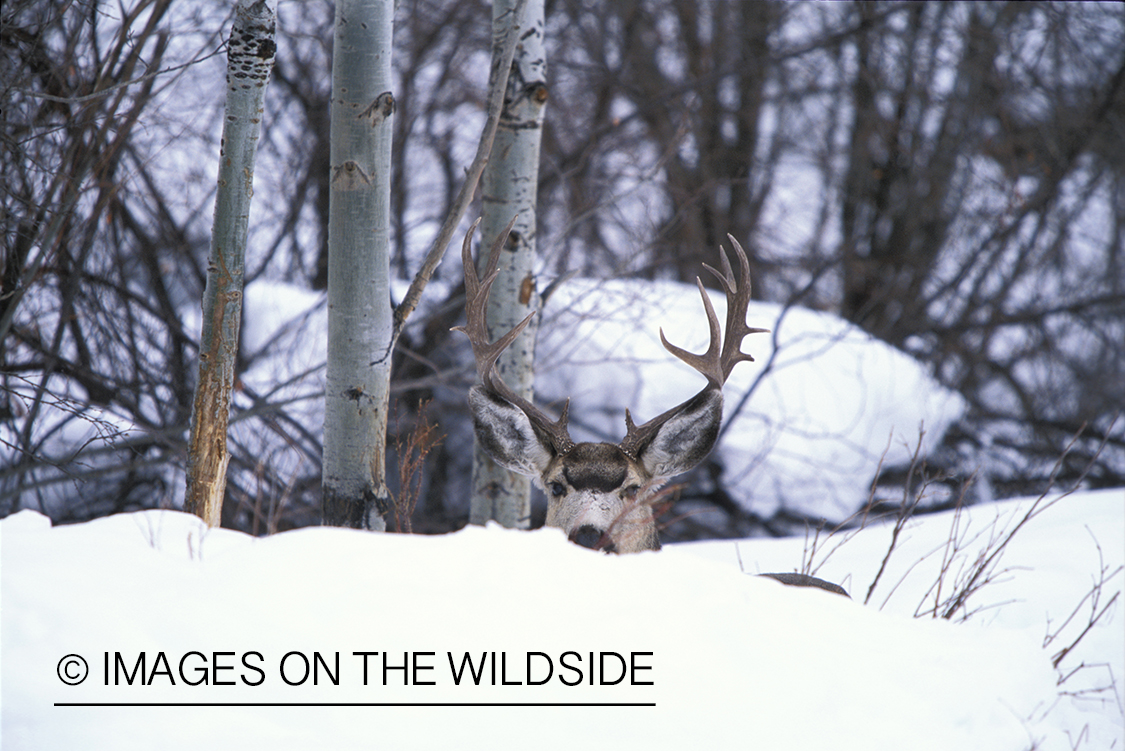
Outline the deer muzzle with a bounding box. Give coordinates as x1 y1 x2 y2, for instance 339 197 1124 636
569 524 616 554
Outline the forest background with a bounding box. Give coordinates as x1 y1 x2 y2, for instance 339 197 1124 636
2 0 1122 538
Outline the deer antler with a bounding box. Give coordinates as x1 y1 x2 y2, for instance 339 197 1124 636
619 235 768 458
453 218 575 454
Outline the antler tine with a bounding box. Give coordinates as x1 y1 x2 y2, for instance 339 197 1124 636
702 235 770 381
453 216 533 386
658 278 724 387
620 236 768 459
655 236 768 388
452 218 575 454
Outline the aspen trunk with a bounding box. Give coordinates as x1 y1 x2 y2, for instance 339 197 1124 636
471 0 547 528
185 0 275 526
322 0 395 529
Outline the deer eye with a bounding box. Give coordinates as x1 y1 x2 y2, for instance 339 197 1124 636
548 481 566 497
624 484 640 500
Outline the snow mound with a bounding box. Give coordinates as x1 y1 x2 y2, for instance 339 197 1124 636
222 276 964 521
7 491 1113 750
538 278 966 519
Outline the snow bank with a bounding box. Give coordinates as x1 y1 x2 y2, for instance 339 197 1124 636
227 276 963 522
538 278 965 519
5 486 1120 750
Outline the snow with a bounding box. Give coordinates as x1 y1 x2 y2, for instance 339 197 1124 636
537 277 966 518
24 265 960 520
208 273 965 523
6 263 962 522
5 210 1112 750
3 487 1121 750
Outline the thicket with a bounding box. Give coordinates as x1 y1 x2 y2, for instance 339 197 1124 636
3 1 1122 536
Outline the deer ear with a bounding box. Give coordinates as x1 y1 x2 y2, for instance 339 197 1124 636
634 389 723 480
468 385 555 477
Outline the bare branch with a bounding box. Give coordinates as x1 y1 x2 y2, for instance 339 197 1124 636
391 0 528 343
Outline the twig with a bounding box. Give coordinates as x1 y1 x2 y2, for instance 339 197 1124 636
7 45 226 105
864 428 927 605
390 401 444 534
800 433 893 578
937 424 1102 620
391 0 528 344
1045 532 1123 670
1052 590 1121 670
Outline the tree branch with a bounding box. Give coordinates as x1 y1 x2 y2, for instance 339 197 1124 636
390 0 527 345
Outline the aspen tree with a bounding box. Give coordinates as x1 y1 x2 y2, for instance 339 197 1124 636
186 0 275 525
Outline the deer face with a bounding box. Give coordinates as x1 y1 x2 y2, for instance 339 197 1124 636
468 384 725 552
542 443 654 554
456 219 766 554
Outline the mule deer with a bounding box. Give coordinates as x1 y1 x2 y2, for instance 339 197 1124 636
455 218 769 554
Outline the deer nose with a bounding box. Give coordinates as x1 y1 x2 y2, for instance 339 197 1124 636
570 525 616 554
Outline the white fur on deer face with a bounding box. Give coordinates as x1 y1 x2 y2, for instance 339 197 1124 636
468 384 724 553
541 443 658 554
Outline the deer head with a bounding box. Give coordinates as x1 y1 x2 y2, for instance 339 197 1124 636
455 219 768 553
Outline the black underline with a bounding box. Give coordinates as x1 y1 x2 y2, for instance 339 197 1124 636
55 702 656 708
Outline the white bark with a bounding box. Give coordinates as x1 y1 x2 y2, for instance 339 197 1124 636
323 0 394 529
185 0 275 526
471 0 548 528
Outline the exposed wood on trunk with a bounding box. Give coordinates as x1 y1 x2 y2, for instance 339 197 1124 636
185 0 275 526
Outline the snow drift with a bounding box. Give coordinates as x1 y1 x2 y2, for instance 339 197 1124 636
3 487 1121 750
537 277 965 518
